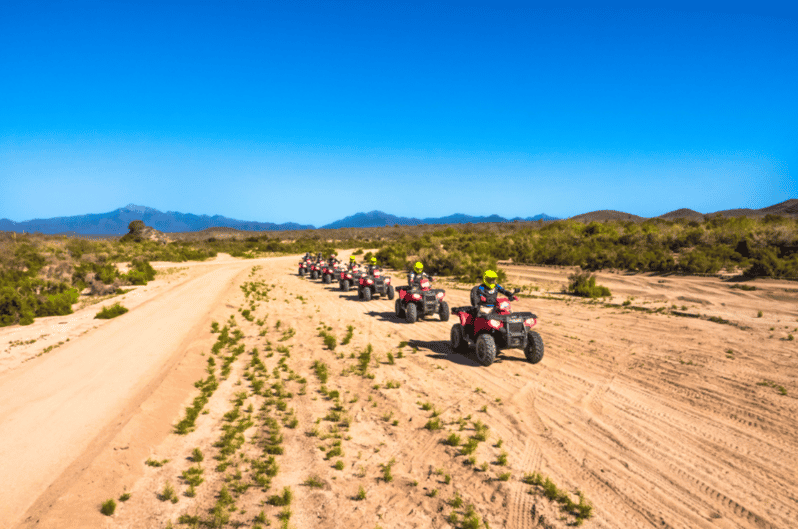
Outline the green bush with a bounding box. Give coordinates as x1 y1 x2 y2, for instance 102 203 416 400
95 303 129 319
100 498 116 516
567 270 611 298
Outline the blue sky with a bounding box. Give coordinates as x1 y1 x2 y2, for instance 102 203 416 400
1 1 796 226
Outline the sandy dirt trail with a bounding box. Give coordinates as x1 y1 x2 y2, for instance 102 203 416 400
0 255 275 529
2 254 797 529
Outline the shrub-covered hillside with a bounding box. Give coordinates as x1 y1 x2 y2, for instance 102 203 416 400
2 214 796 327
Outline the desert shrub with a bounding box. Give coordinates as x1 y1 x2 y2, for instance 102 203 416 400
100 498 116 516
95 303 129 319
567 270 611 298
124 259 156 285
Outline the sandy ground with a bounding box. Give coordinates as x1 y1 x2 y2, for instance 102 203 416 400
1 254 796 529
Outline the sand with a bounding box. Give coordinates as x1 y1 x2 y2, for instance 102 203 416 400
1 254 796 529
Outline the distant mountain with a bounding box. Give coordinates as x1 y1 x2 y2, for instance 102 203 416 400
0 204 313 235
319 211 559 229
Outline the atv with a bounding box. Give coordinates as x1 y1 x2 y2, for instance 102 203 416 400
358 269 395 301
320 262 341 284
450 287 543 366
339 268 362 292
298 258 312 277
308 261 322 280
395 277 449 323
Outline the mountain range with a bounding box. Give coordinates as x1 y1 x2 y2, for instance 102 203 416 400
0 205 558 235
2 200 796 235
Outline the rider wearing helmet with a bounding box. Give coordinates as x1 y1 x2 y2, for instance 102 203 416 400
348 255 359 271
367 256 379 275
328 253 339 266
473 270 515 309
408 261 430 286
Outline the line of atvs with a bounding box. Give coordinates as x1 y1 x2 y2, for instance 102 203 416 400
297 257 543 367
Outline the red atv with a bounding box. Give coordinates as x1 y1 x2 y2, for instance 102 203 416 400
298 258 312 276
308 261 323 280
394 277 449 323
358 269 395 301
320 262 341 284
450 288 543 366
339 268 362 292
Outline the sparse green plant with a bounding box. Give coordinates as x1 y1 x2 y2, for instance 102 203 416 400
159 481 178 503
267 486 293 506
191 447 204 462
355 485 367 500
100 498 116 516
425 418 443 431
496 451 508 466
380 458 396 482
449 492 464 508
334 460 345 470
118 492 131 502
498 472 511 481
445 433 461 446
444 473 451 484
341 325 355 345
145 458 169 467
567 270 611 298
757 310 763 317
95 303 129 319
428 488 438 498
461 504 482 529
460 438 479 455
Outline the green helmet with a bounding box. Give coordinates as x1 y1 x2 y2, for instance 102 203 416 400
370 257 377 264
483 270 498 288
414 261 423 273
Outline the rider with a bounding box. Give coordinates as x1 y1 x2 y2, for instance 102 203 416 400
316 252 323 262
473 270 516 311
367 256 380 275
407 261 430 286
327 253 338 266
348 255 359 271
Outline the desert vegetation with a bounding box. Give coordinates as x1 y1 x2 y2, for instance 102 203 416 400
2 214 796 326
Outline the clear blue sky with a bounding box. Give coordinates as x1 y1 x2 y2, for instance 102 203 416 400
2 1 796 226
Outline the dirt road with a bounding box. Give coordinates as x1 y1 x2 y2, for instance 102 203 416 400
1 255 796 528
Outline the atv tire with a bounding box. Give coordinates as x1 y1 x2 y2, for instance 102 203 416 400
395 299 405 318
323 274 331 284
387 285 395 300
311 270 318 280
299 269 304 277
524 330 544 364
475 333 497 366
450 324 467 354
438 301 450 322
362 287 372 301
405 303 418 324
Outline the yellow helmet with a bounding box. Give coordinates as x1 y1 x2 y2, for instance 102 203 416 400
350 255 356 261
370 257 377 264
414 261 423 273
483 270 498 288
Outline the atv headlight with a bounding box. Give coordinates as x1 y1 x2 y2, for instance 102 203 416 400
385 278 391 284
346 274 352 279
436 292 445 300
366 279 373 285
524 318 537 327
412 293 422 300
420 280 430 289
488 319 503 329
499 301 510 311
